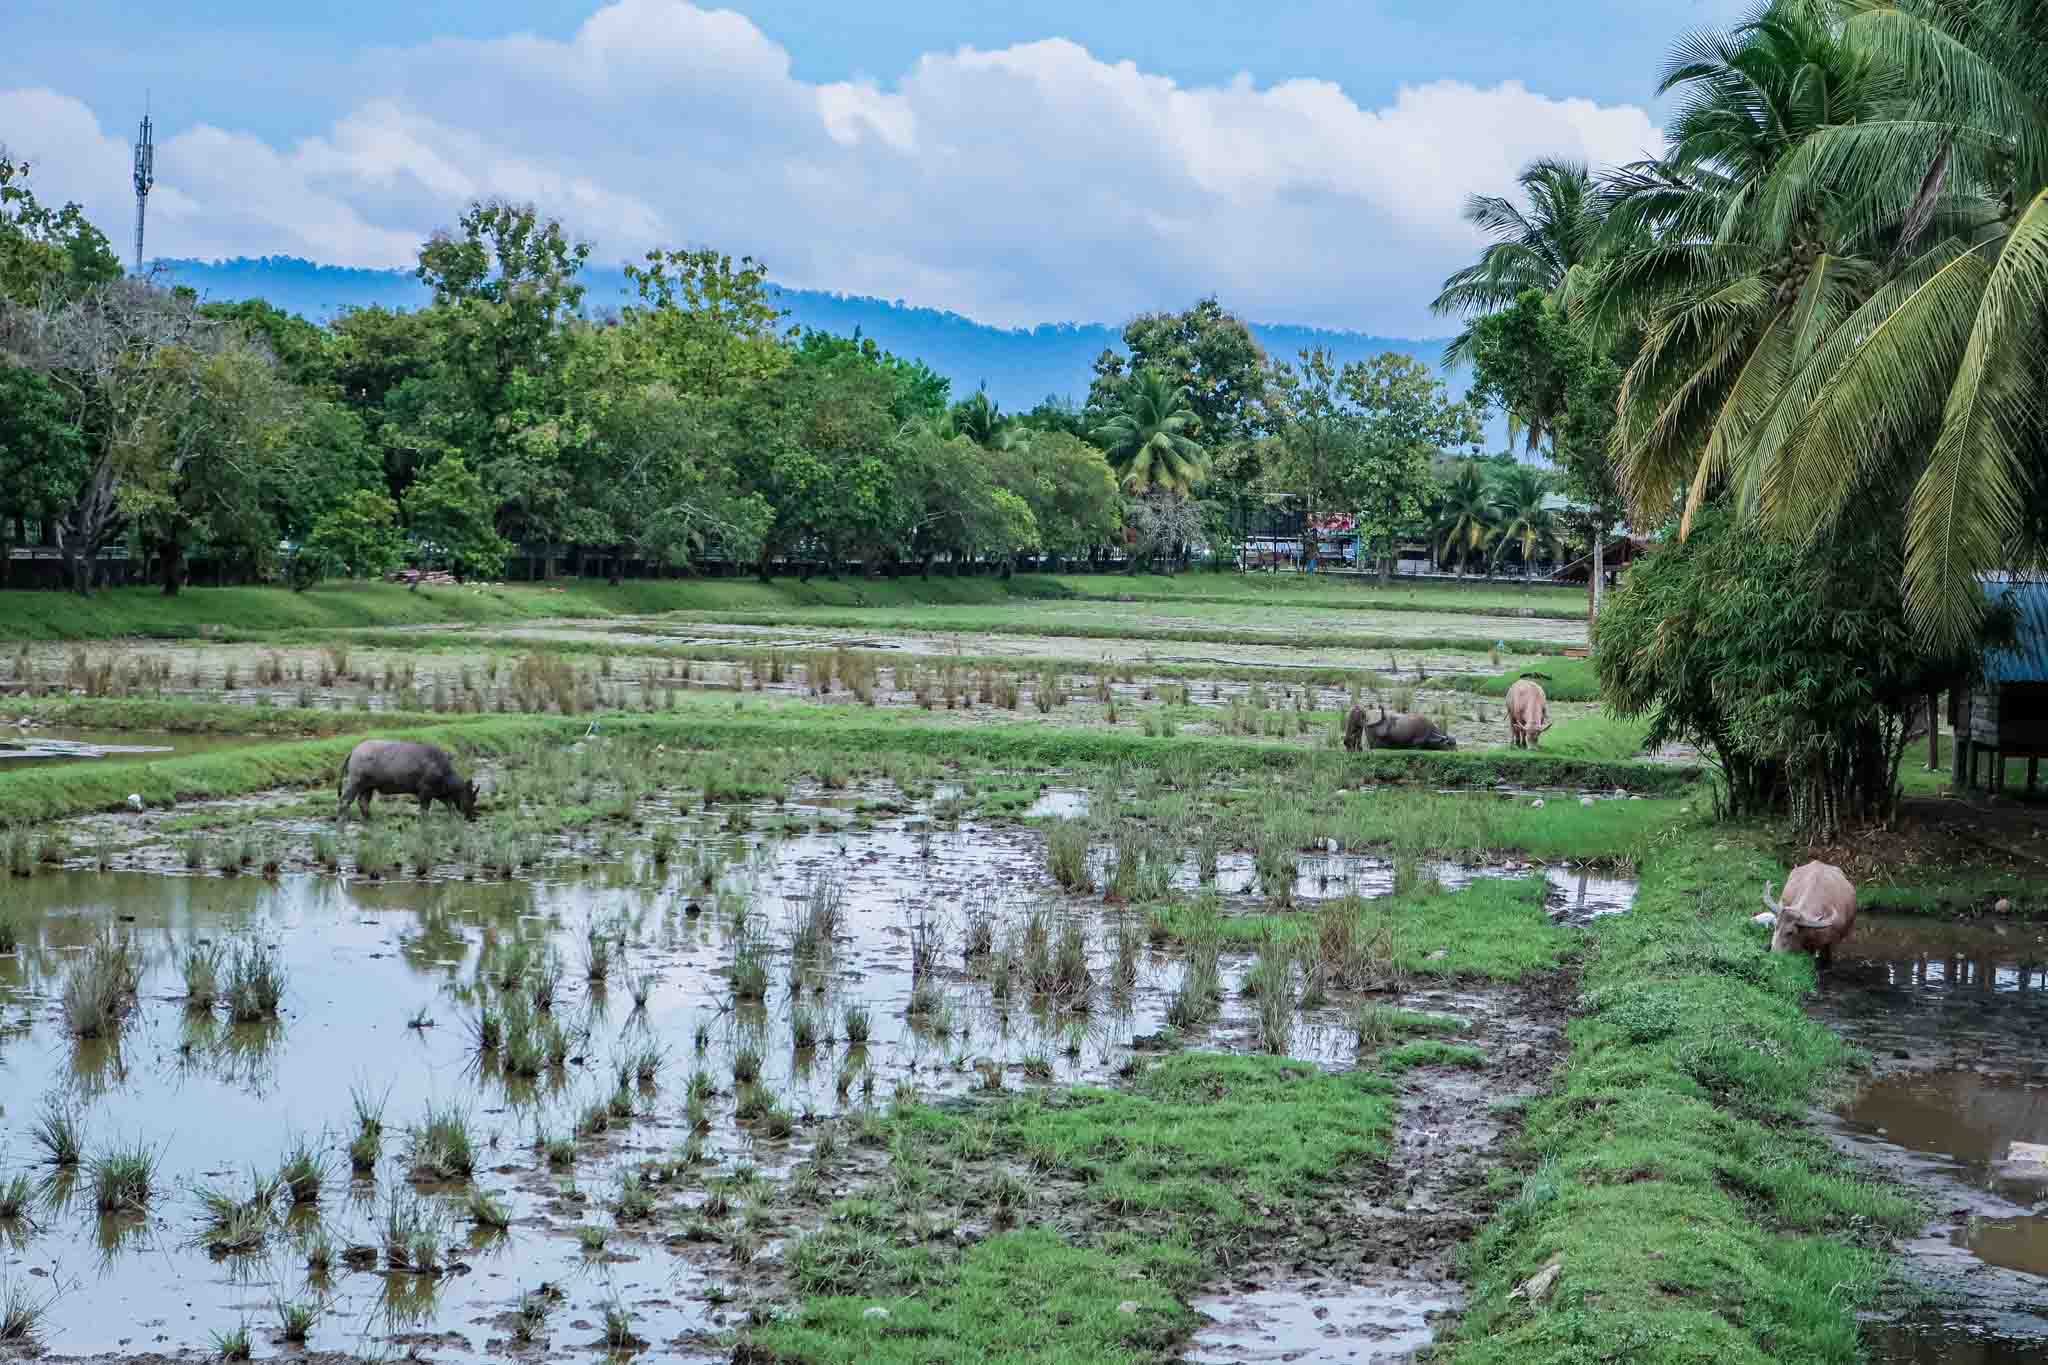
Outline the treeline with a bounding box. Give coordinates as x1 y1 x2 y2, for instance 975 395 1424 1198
2 163 1583 597
1435 0 2048 838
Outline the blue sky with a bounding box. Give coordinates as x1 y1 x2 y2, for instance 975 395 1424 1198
2 1 1737 332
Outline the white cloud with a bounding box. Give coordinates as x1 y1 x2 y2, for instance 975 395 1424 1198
1 0 1661 332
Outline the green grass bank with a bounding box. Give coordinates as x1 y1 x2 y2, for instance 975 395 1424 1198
0 572 1585 642
1442 838 1919 1365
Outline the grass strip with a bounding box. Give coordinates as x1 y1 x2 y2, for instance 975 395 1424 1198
1442 839 1921 1365
743 1054 1394 1363
0 572 1585 642
1155 877 1582 983
0 714 544 824
650 609 1584 656
593 707 1698 794
0 698 1699 825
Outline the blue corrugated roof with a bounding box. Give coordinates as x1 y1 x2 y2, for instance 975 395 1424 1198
1983 579 2048 684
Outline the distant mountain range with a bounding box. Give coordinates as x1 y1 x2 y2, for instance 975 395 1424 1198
158 256 1469 417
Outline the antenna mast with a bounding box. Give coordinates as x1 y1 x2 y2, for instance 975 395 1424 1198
132 106 155 275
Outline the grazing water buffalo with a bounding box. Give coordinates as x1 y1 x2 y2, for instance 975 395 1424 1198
1764 861 1857 963
338 740 479 821
1345 704 1457 752
1506 677 1551 749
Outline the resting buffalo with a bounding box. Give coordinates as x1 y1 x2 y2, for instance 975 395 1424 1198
1345 704 1457 752
1764 861 1857 962
1506 677 1552 749
338 740 479 821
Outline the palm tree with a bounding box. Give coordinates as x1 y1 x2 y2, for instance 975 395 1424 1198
1745 0 2048 646
1597 1 1887 539
950 389 1011 449
1601 0 2048 646
1435 462 1496 576
1431 159 1610 374
1089 369 1207 495
1489 465 1561 574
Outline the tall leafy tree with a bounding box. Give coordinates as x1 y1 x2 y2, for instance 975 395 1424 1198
0 364 86 581
1086 297 1273 451
1430 159 1610 368
1434 462 1496 577
405 455 509 581
1489 464 1562 573
1090 369 1208 495
0 155 121 306
1595 2 1886 539
412 201 591 549
117 338 297 594
1739 0 2048 647
1465 290 1628 615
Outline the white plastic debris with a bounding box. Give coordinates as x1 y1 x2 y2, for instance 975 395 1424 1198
1752 911 1777 929
126 793 144 811
1510 1255 1564 1303
1579 796 1595 807
2008 1141 2048 1167
863 1306 890 1322
1117 1301 1141 1315
1995 898 2014 915
1530 798 1545 809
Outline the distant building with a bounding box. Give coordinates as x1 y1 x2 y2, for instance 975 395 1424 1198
1955 576 2048 793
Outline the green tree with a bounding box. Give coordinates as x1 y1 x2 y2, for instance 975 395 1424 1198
1465 290 1627 615
115 339 296 594
412 201 591 549
0 364 87 583
1596 504 1985 838
199 299 335 392
0 155 121 306
1429 158 1609 366
949 389 1011 448
299 489 405 586
1488 465 1561 575
1594 3 1885 541
990 430 1121 570
1726 0 2048 647
1433 462 1496 577
1090 369 1208 496
617 248 789 400
1343 353 1482 585
574 380 769 583
327 304 438 500
1085 297 1273 452
262 400 383 545
405 455 509 581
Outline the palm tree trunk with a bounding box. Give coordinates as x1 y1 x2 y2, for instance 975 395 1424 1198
1589 528 1605 626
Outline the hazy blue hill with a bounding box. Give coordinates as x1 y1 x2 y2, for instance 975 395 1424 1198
156 255 1462 412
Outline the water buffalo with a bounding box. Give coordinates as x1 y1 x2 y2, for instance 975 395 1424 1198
1346 704 1457 752
1764 861 1857 963
338 740 479 821
1506 676 1551 749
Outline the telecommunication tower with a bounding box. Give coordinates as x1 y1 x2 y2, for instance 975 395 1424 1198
132 108 155 275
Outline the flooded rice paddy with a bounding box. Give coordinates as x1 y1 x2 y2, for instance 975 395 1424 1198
0 764 1618 1361
1819 917 2048 1357
5 623 1593 758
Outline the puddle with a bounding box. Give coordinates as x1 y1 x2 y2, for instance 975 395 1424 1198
0 728 269 767
1187 1281 1454 1362
1024 787 1090 819
1870 1318 2048 1364
1815 915 2048 1351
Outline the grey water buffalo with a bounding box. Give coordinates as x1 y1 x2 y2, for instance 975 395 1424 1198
1506 676 1552 749
337 740 479 821
1765 861 1858 962
1345 704 1457 752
